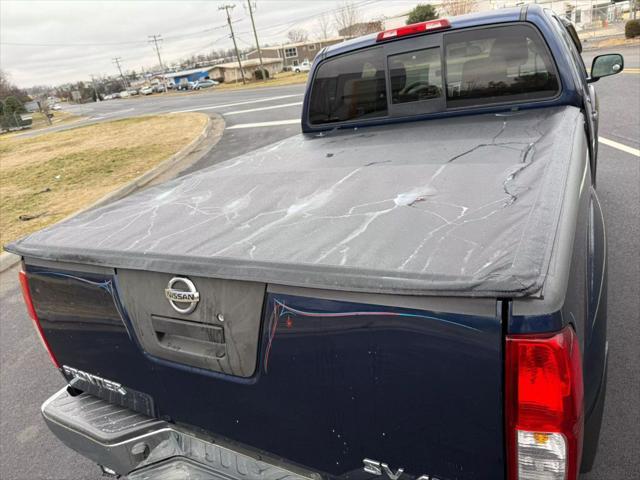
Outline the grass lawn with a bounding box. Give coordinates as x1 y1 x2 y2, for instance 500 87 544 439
1 111 85 138
31 110 84 130
0 113 208 249
214 71 309 91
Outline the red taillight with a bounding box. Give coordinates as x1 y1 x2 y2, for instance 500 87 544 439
19 270 60 369
376 19 451 42
506 325 584 480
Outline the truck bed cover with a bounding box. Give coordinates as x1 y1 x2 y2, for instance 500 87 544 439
6 106 581 297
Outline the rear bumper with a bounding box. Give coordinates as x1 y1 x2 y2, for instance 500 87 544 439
41 387 317 480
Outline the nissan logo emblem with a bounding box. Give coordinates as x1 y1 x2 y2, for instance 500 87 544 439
164 277 200 314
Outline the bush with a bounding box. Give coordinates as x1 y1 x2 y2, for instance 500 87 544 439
625 19 640 39
407 4 438 24
3 96 25 115
254 68 269 80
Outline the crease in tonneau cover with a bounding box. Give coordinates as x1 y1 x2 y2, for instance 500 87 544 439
6 106 581 297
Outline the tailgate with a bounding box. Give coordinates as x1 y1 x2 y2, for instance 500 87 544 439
25 260 505 480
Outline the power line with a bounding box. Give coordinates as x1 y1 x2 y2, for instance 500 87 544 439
1 22 236 48
219 3 246 85
235 0 381 38
2 39 149 47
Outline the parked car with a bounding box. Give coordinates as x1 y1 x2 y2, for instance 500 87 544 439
51 103 62 110
139 86 153 95
293 60 311 73
118 90 129 98
194 79 218 89
176 81 195 91
152 84 166 93
127 89 139 96
9 6 622 480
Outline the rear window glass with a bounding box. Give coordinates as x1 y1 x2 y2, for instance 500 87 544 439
389 47 443 104
445 25 559 107
308 47 387 125
307 24 560 126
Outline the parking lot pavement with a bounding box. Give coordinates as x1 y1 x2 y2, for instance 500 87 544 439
17 84 306 138
1 47 639 479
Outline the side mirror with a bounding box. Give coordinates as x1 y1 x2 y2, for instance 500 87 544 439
588 54 624 83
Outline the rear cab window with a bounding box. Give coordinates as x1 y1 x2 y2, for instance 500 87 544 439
308 23 560 126
308 48 387 124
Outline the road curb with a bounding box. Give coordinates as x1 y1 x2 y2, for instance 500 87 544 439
1 113 224 273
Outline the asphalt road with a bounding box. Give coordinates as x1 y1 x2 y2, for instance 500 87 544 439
1 46 638 480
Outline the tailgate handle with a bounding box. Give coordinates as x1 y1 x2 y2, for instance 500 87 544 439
151 316 225 358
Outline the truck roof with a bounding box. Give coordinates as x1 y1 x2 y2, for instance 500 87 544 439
322 6 526 60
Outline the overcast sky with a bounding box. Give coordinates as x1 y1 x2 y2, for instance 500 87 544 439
0 0 418 88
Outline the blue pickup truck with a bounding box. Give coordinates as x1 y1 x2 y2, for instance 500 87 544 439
7 5 624 480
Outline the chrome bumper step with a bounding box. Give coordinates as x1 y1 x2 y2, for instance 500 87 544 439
42 387 317 479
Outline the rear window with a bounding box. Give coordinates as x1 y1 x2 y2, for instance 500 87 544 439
308 47 387 125
444 25 560 107
389 47 443 104
308 24 560 126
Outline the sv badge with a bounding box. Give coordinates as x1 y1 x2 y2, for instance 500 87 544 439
363 459 404 480
363 458 442 480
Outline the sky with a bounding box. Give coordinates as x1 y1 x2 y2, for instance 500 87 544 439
0 0 419 88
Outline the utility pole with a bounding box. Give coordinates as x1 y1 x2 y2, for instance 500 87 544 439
112 57 129 89
245 0 266 81
219 4 246 84
90 75 100 102
148 34 168 92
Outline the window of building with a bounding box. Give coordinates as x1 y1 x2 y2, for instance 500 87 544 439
444 25 560 107
389 47 443 104
308 43 316 51
284 47 298 58
308 47 387 125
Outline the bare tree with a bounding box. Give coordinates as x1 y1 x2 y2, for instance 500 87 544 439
316 13 333 40
287 28 309 43
0 70 29 102
441 0 477 17
333 1 362 38
36 94 52 126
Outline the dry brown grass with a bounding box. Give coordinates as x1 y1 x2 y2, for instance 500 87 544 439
0 113 208 248
2 111 85 139
214 71 309 91
583 36 640 50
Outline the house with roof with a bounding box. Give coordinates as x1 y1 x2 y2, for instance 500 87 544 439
246 38 346 70
209 58 284 83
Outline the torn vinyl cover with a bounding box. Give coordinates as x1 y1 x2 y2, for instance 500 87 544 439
6 106 581 297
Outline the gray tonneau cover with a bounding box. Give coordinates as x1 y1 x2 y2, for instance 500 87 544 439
7 106 582 297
